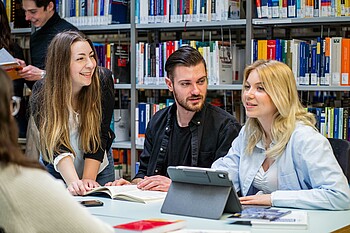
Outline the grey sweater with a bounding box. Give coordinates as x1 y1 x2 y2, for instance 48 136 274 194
0 163 114 233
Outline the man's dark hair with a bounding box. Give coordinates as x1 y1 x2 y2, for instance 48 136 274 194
165 46 207 82
21 0 56 11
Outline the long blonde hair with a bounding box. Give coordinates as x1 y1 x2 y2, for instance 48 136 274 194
243 60 316 158
36 31 101 163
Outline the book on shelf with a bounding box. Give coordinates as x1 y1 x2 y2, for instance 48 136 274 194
252 36 350 87
113 219 186 233
84 185 167 204
0 48 23 80
251 210 308 230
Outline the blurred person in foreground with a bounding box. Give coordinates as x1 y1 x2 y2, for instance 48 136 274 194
0 67 113 232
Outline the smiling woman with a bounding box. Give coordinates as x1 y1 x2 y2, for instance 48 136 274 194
29 31 115 196
212 60 350 211
70 40 97 95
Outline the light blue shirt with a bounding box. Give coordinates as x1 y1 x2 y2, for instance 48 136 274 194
212 123 350 210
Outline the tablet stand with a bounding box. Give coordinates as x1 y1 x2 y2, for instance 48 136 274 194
161 181 241 219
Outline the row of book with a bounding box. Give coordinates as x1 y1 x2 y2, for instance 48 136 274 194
93 42 130 84
112 148 133 179
136 100 174 145
4 0 30 28
132 104 350 147
57 0 129 25
136 0 240 24
252 37 350 86
3 0 129 28
308 107 350 140
136 40 245 86
256 0 350 19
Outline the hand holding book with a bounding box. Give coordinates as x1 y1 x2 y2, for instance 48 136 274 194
0 48 23 80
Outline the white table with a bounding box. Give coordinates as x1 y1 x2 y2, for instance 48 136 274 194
75 196 350 232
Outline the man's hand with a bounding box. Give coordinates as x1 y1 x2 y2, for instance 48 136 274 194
136 175 171 192
18 65 44 81
239 194 272 206
105 178 131 186
15 58 26 67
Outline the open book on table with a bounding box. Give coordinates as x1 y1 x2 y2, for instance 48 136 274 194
84 185 167 204
0 48 23 80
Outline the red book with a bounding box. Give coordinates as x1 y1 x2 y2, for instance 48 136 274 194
113 219 185 233
267 40 276 60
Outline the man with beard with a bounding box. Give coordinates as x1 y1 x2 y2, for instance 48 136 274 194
106 46 241 191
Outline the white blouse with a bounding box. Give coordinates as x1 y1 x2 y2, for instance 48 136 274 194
252 160 278 194
53 111 108 178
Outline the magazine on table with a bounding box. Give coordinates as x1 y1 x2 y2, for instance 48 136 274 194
227 208 308 230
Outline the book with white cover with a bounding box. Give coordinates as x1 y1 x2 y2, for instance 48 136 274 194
0 48 23 80
251 210 308 230
84 185 167 204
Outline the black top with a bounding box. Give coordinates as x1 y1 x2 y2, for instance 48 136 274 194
165 120 192 170
134 102 242 179
28 12 78 89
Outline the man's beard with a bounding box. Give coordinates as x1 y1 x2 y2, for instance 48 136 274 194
173 89 206 112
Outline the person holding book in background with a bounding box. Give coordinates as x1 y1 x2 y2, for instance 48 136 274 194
0 1 27 138
17 0 78 89
30 31 115 195
0 68 114 233
106 46 241 192
15 0 78 153
212 60 350 210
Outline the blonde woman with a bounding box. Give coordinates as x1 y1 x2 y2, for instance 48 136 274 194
212 60 350 210
30 31 115 195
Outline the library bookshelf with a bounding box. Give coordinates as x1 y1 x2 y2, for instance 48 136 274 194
11 0 350 178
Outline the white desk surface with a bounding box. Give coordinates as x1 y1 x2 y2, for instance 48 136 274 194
75 196 350 232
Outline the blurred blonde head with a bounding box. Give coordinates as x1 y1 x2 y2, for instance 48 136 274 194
242 60 316 158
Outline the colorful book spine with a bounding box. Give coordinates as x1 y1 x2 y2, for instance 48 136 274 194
267 39 276 60
310 43 318 85
256 0 262 18
288 0 296 17
341 38 350 86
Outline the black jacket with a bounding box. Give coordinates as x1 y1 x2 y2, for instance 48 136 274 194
134 102 241 179
28 12 78 89
30 67 115 163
